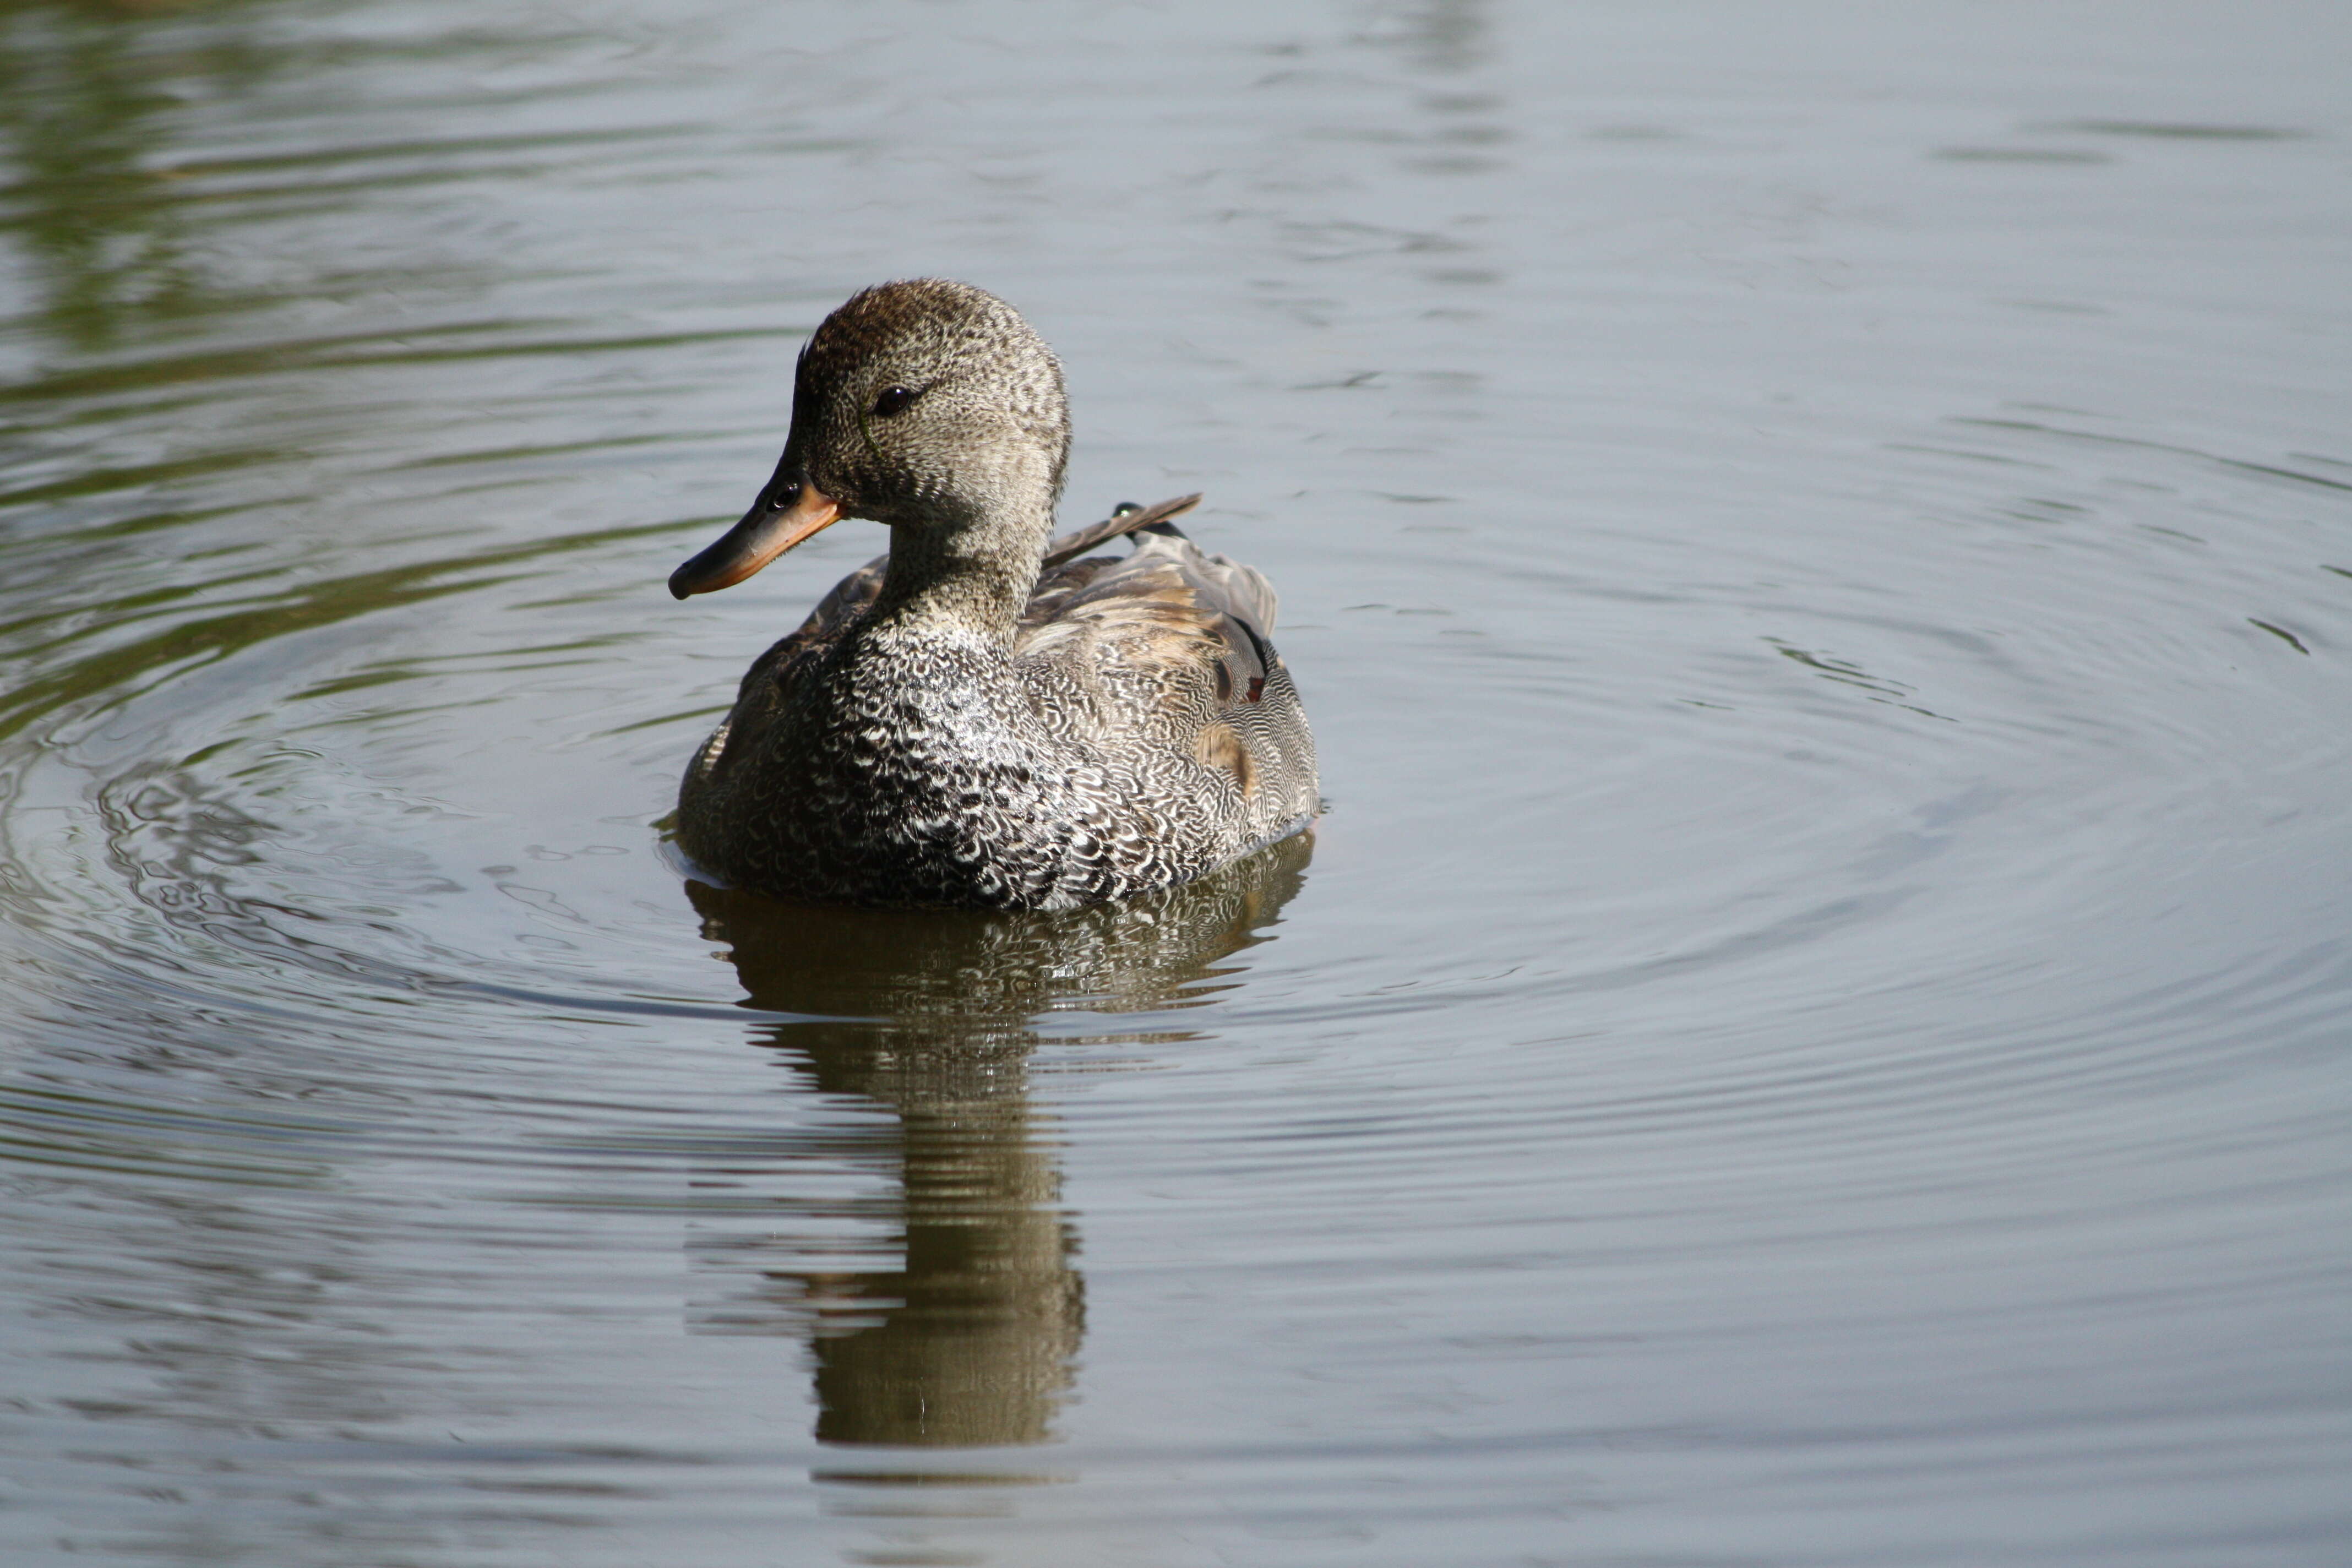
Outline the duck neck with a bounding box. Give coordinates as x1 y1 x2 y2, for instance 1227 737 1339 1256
867 499 1049 654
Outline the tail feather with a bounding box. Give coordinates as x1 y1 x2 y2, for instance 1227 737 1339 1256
1041 493 1201 569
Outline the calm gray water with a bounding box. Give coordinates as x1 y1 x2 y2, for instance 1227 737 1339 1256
2 1 2348 1562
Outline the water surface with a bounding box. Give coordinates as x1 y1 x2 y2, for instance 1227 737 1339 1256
2 1 2349 1563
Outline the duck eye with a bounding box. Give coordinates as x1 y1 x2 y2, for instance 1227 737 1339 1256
871 385 919 417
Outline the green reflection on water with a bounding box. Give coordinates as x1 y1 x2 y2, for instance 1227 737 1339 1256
0 0 275 349
0 0 678 359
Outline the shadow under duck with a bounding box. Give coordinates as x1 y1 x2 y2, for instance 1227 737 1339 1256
668 279 1317 910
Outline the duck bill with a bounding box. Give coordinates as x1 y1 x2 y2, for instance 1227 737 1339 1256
668 482 842 599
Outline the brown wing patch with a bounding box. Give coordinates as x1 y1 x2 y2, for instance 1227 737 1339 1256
1193 721 1256 798
1016 556 1228 676
1017 554 1119 632
1010 521 1311 836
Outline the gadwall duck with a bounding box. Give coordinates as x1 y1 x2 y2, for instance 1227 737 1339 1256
667 279 1317 910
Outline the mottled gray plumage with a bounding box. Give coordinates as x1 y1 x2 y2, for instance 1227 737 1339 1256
671 279 1317 910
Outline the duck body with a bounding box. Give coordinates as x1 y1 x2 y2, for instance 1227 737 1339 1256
669 281 1316 910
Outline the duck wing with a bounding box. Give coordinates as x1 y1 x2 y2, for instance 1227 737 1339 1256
1014 507 1317 837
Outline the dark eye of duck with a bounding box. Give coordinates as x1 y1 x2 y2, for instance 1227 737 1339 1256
870 385 919 417
766 479 801 512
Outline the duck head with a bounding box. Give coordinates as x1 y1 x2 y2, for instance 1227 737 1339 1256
669 279 1070 600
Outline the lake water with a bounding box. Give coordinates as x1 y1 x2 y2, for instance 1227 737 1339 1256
2 1 2348 1563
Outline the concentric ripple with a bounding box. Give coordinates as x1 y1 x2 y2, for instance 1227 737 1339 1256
2 1 2348 1565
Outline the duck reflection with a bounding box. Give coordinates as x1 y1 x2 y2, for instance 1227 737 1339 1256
683 832 1311 1450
